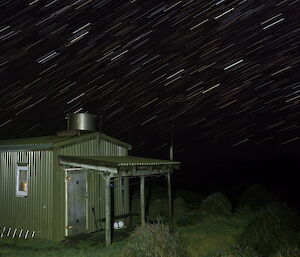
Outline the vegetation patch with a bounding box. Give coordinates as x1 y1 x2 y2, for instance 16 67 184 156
238 184 279 212
178 215 249 257
238 202 299 254
200 192 232 216
0 232 127 257
213 244 263 257
271 247 300 257
122 222 189 257
175 190 203 209
175 209 202 226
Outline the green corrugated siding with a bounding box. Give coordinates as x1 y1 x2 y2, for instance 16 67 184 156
0 151 53 240
52 135 129 241
0 134 130 242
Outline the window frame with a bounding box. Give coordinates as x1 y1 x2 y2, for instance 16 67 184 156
16 163 29 197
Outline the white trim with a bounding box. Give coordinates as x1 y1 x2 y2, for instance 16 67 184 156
16 164 29 197
60 161 118 173
64 168 69 237
85 174 89 230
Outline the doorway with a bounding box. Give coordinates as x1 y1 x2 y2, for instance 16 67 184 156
66 169 88 236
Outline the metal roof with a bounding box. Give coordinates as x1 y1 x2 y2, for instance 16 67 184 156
0 132 131 151
59 156 180 176
59 155 180 168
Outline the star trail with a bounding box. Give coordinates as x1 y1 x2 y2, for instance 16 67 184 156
0 0 299 156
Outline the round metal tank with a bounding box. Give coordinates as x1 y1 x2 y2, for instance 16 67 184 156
68 113 96 131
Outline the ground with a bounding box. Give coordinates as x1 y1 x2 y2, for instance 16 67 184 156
1 185 298 257
0 213 250 257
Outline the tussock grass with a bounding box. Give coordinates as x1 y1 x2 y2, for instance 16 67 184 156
213 244 263 257
178 215 249 257
200 192 232 216
175 209 202 226
271 247 300 257
238 184 279 212
173 196 190 213
238 202 299 254
175 190 203 209
122 222 189 257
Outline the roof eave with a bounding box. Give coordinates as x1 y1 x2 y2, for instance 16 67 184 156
0 144 53 152
99 133 132 150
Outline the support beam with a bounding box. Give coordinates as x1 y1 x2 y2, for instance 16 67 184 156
140 176 145 226
111 167 178 178
105 175 112 246
167 172 172 223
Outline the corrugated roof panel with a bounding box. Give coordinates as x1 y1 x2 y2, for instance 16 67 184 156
59 155 180 167
0 132 131 151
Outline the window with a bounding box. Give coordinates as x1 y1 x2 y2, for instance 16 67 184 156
16 164 29 197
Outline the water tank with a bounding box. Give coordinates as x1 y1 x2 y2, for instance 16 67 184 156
67 113 96 131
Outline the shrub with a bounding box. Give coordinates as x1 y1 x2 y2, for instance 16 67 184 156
238 202 299 254
175 190 203 209
200 192 232 216
122 222 189 257
238 184 279 212
173 197 190 216
271 247 300 257
175 210 202 226
214 245 263 257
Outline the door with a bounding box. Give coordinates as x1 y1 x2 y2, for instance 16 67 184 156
66 169 88 236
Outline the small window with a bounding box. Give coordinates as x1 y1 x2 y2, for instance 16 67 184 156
16 164 29 197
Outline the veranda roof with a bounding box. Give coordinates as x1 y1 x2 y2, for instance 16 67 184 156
59 155 180 176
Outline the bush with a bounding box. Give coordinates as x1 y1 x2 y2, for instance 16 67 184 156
200 192 232 216
175 210 202 226
214 245 263 257
122 222 189 257
271 247 300 257
175 190 203 209
173 197 190 216
238 184 279 212
238 202 299 254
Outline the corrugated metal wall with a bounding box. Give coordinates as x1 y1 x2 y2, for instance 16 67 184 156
52 135 130 241
0 151 53 240
0 134 130 241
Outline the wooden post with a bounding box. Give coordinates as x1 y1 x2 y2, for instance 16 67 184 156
105 175 112 246
140 176 145 226
169 141 174 223
167 172 172 223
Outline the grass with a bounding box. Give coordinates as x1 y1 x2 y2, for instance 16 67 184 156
0 213 249 257
213 245 263 257
178 214 250 257
1 185 299 257
0 235 127 257
175 209 202 226
238 202 299 254
238 184 279 213
271 247 300 257
122 222 189 257
200 192 232 216
175 189 204 209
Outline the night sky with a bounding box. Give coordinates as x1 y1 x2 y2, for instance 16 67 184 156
0 0 299 202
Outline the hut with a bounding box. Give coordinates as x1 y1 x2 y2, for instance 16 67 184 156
0 113 179 245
